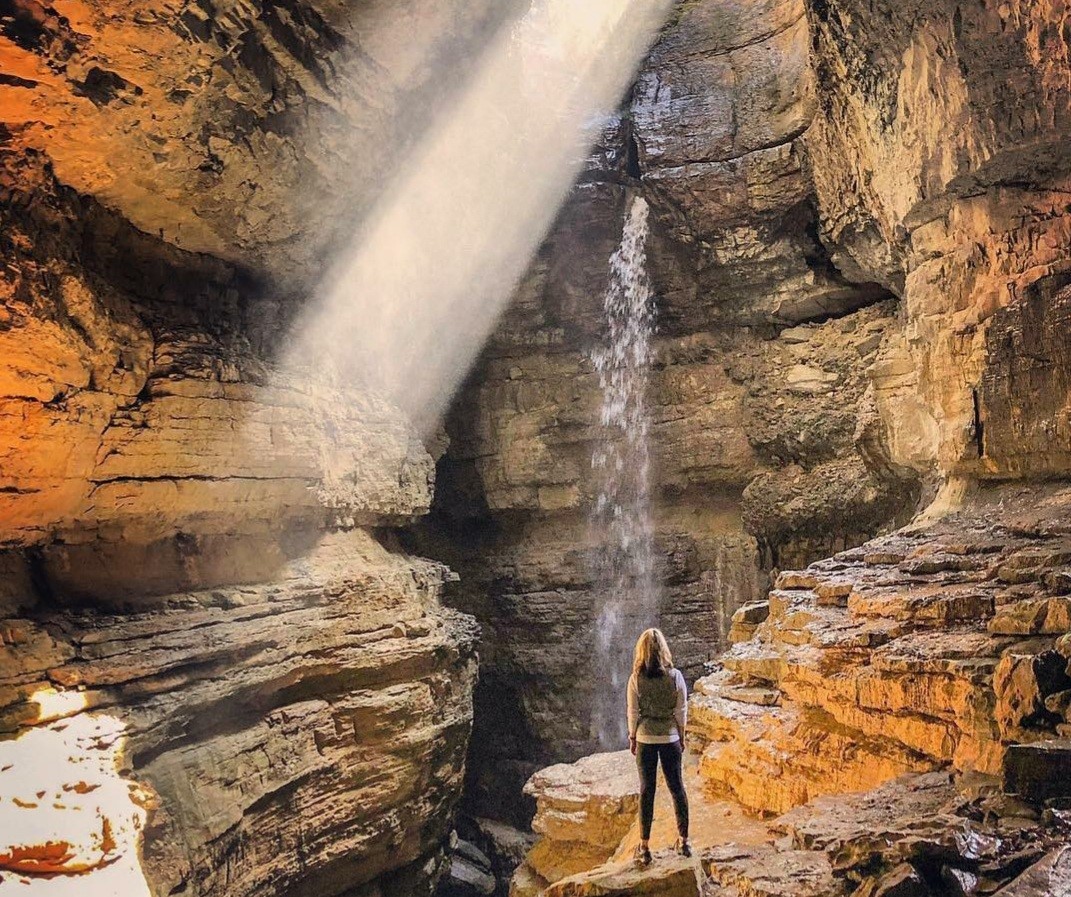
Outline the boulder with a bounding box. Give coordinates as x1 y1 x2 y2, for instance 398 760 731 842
994 652 1071 735
1002 741 1071 803
993 847 1071 896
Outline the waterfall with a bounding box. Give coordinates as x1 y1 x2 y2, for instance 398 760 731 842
590 194 658 749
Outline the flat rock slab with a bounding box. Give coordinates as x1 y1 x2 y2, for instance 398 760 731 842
773 772 958 858
703 844 847 897
542 855 703 897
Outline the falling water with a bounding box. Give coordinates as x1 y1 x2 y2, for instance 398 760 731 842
590 195 658 748
282 0 676 433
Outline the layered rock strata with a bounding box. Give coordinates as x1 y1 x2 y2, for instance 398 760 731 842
698 484 1071 815
469 0 1071 884
1 533 477 897
517 752 1071 897
435 0 1071 849
423 0 919 827
0 0 523 282
804 0 1071 480
512 484 1071 895
0 157 479 893
0 1 525 892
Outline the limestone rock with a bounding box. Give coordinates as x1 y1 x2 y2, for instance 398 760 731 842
703 844 846 897
863 864 931 897
0 532 478 897
806 0 1071 478
0 108 481 897
519 751 639 884
511 746 1067 896
441 838 498 897
0 0 521 283
543 856 703 897
994 652 1071 735
1002 741 1071 803
462 816 538 894
419 0 926 828
993 847 1071 897
695 486 1071 816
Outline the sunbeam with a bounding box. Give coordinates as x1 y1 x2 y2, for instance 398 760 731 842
284 0 675 431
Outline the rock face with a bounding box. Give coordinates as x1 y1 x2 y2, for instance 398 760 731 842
806 0 1071 480
486 0 1071 883
0 159 477 891
0 2 519 894
1 533 478 897
6 0 1071 894
516 752 641 889
0 0 521 284
422 0 920 829
697 485 1071 816
512 485 1071 894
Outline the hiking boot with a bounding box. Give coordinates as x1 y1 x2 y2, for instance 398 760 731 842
676 837 692 858
634 844 652 867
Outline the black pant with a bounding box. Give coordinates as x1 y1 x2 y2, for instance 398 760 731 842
636 741 689 840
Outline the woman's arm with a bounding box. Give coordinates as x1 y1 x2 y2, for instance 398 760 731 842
627 674 639 754
673 669 687 748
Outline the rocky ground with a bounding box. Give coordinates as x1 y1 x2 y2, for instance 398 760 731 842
521 762 1071 897
511 484 1071 896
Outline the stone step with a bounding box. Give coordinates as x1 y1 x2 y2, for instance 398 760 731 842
989 596 1071 635
689 693 774 747
1002 739 1071 803
712 684 782 707
692 670 782 707
848 584 996 626
729 601 771 644
721 642 795 685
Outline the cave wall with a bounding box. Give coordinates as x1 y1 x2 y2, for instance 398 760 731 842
0 1 522 894
0 154 472 897
804 0 1071 481
423 0 922 827
496 0 1071 892
427 0 1071 835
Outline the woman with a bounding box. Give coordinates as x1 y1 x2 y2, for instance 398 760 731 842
626 628 690 866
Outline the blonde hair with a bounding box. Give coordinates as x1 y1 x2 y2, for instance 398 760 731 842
633 628 673 678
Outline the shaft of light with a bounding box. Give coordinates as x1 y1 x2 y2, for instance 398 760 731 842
285 0 675 432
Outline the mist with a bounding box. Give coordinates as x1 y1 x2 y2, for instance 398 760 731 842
284 0 675 432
